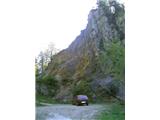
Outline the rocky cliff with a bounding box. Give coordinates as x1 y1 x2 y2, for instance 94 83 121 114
37 1 125 102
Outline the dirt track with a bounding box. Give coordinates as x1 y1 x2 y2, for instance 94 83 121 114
36 104 107 120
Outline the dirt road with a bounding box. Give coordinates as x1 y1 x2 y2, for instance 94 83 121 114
36 104 107 120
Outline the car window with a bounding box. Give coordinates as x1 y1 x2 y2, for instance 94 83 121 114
77 95 88 100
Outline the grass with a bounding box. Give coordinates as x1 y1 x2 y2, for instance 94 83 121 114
36 94 57 106
36 94 72 106
97 102 125 120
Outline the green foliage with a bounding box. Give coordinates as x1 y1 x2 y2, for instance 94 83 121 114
37 75 59 96
98 0 108 8
98 41 125 80
36 94 57 106
41 76 58 88
35 63 39 78
35 42 59 79
61 78 70 86
97 102 125 120
72 80 93 98
99 39 105 51
98 0 125 40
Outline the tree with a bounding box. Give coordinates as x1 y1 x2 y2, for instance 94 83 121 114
35 42 59 79
48 42 55 60
98 41 125 80
43 42 59 63
38 51 45 76
35 58 40 77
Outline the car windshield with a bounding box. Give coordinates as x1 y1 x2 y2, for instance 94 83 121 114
77 95 88 100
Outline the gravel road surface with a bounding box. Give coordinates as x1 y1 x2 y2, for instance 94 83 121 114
36 104 106 120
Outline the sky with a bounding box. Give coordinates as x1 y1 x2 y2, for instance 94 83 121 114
35 0 124 55
35 0 97 55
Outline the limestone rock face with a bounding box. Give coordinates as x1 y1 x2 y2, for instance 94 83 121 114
45 1 125 101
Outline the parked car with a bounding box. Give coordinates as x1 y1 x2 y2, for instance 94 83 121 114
72 95 89 106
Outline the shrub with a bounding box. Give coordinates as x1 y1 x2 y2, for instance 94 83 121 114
98 41 125 80
41 76 58 88
72 80 93 98
36 75 59 96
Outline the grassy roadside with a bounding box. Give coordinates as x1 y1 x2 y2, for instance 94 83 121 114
36 95 73 106
36 95 57 106
97 102 125 120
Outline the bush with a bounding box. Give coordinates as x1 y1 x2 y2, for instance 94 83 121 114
98 41 125 80
41 76 59 88
36 75 59 96
72 80 93 98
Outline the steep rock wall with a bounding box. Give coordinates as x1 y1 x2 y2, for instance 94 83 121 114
43 1 125 102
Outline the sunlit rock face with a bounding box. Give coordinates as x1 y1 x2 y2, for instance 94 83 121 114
44 1 125 101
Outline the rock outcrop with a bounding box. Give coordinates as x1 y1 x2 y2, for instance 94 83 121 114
41 1 125 102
